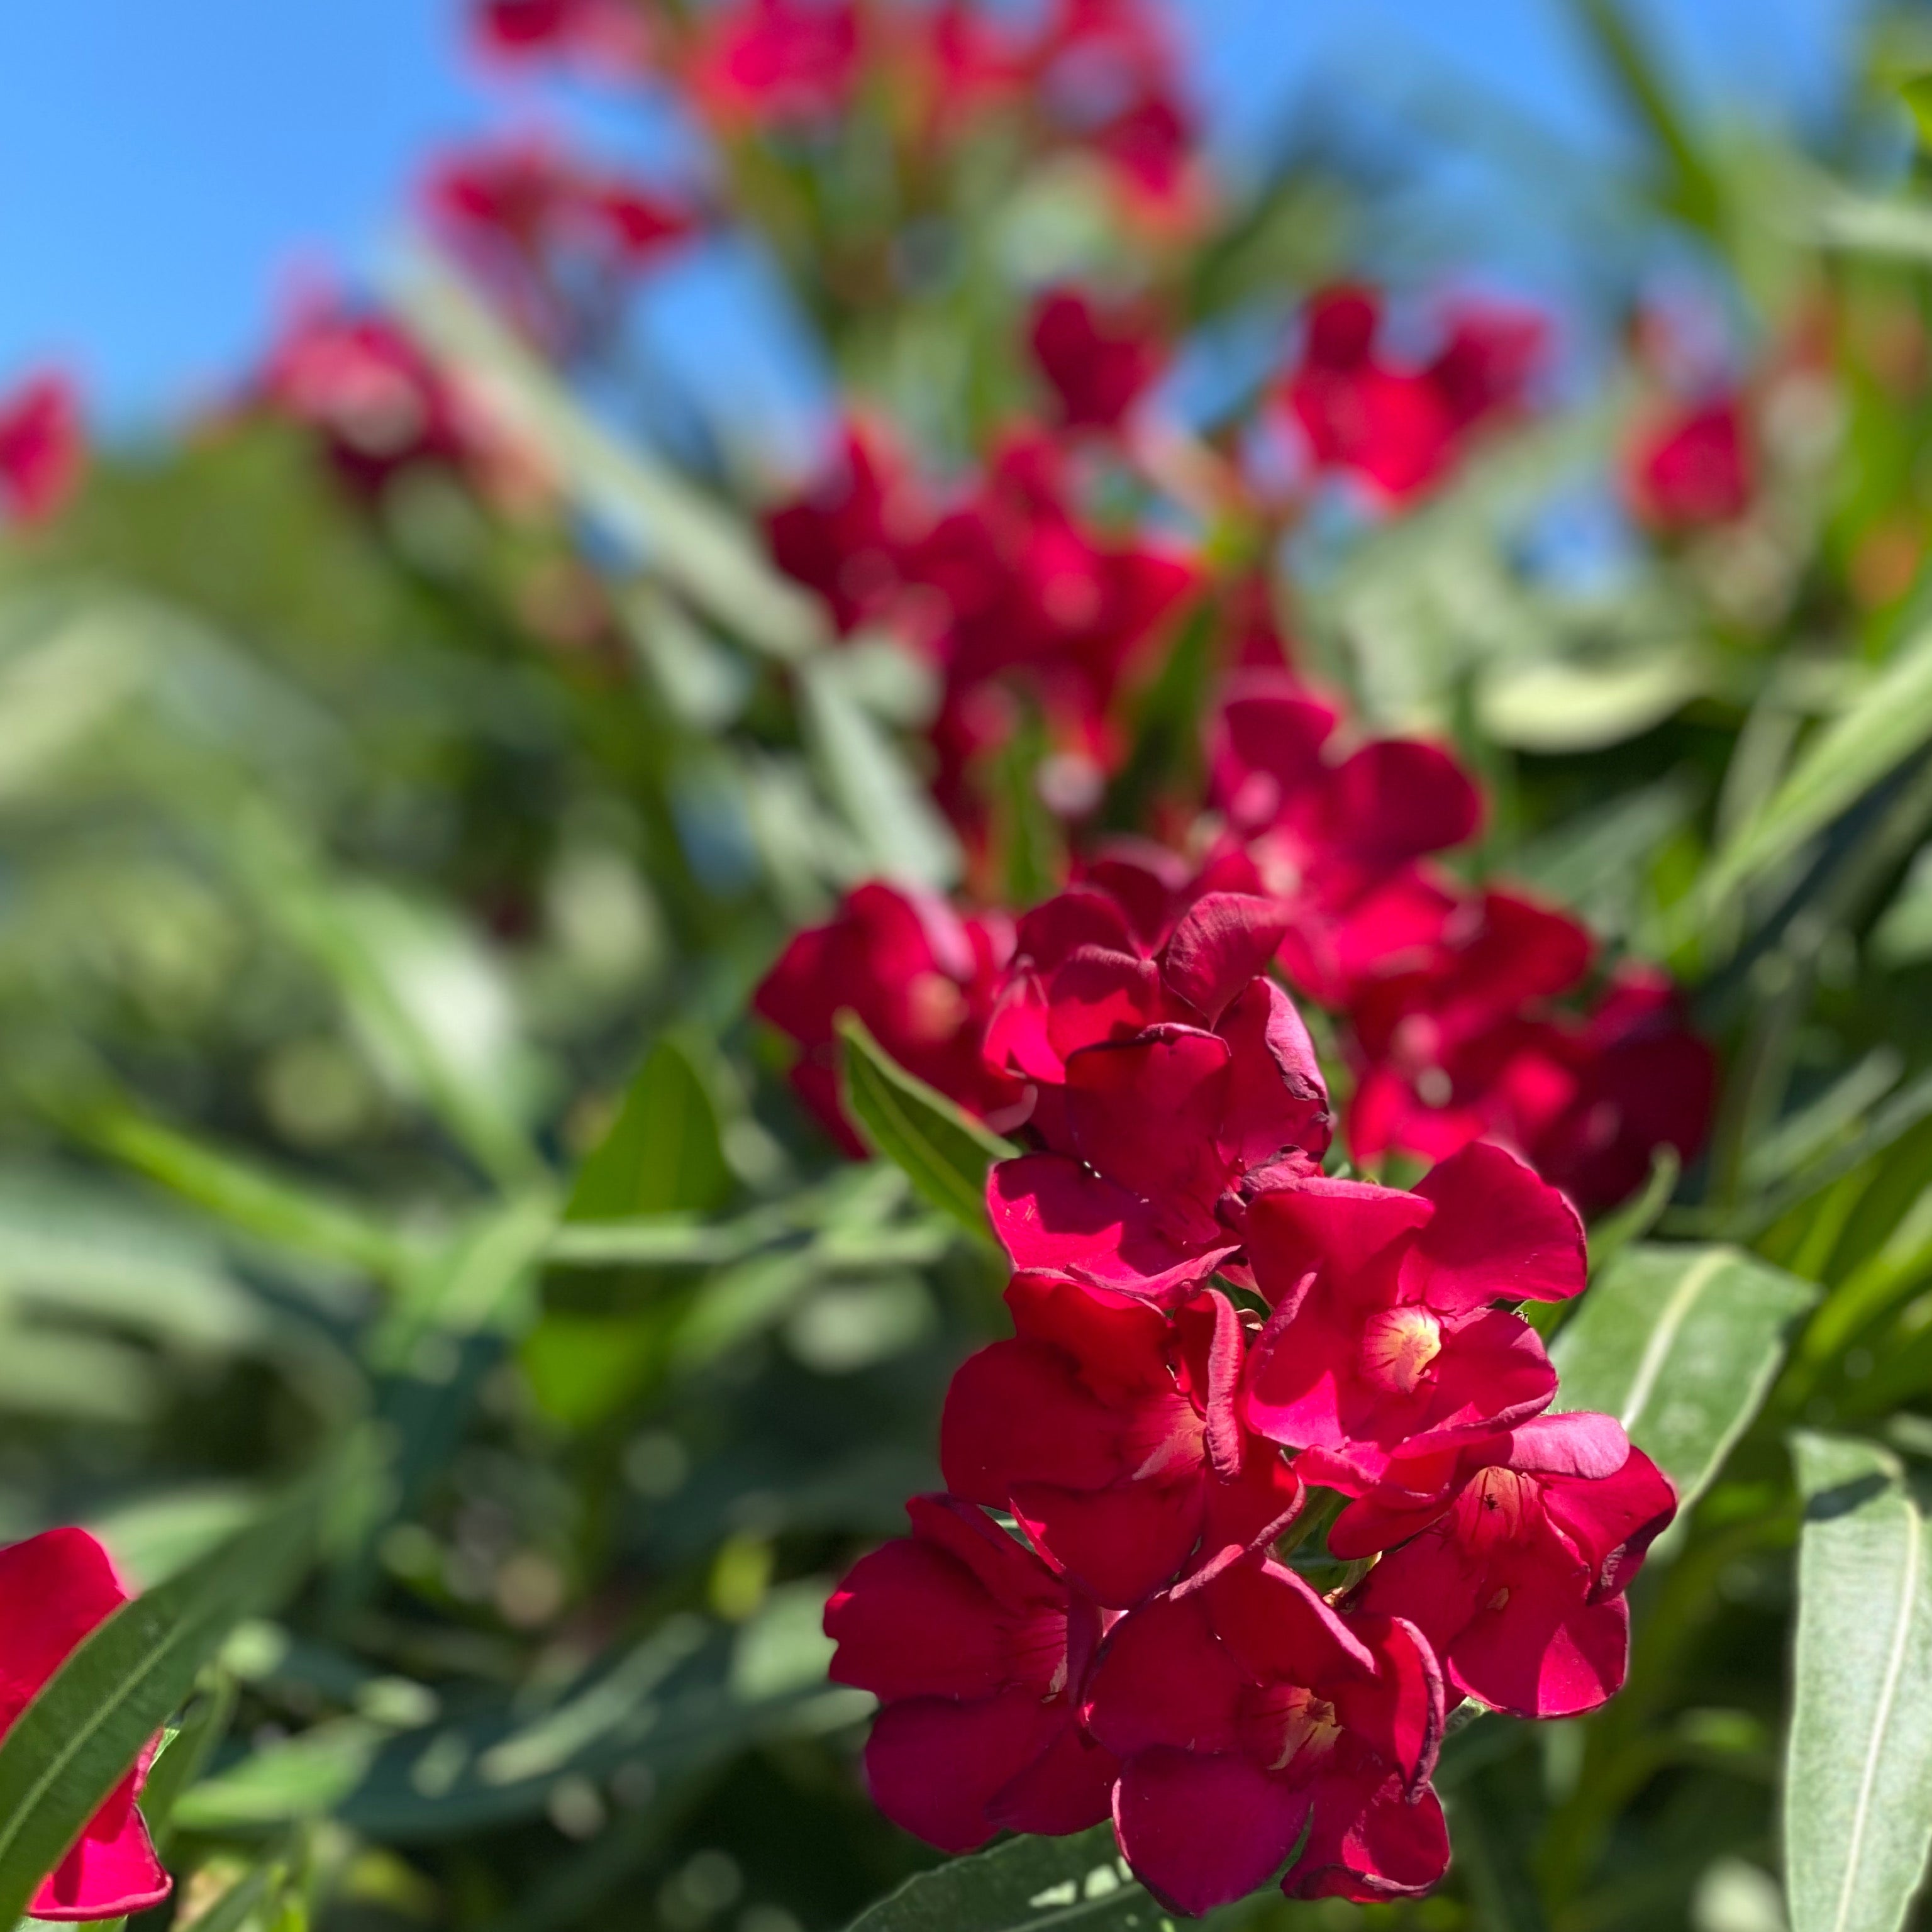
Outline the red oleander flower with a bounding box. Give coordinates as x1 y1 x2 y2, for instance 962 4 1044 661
422 138 699 348
1028 287 1165 432
765 428 1196 833
911 433 1198 827
1346 894 1714 1213
1626 394 1753 530
1424 301 1549 433
1532 965 1716 1211
763 419 928 635
0 1530 170 1921
1339 1411 1677 1718
1033 0 1202 223
470 0 650 69
752 880 1027 1154
256 303 491 499
941 1272 1302 1607
0 372 83 526
691 0 862 130
1243 1141 1584 1476
1282 286 1544 504
1206 670 1480 1006
984 891 1333 1301
824 1494 1119 1853
1081 1557 1446 1913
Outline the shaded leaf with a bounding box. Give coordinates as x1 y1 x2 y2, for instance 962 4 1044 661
72 1105 410 1284
176 1617 868 1841
565 1036 733 1223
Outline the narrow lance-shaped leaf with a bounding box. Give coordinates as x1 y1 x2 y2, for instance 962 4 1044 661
799 652 961 892
840 1824 1182 1932
1785 1432 1932 1932
72 1104 414 1285
565 1035 735 1224
1694 620 1932 923
1550 1242 1817 1509
837 1016 1014 1244
138 1672 238 1850
397 253 828 662
0 1471 326 1929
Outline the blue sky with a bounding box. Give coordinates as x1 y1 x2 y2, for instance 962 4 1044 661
0 0 1865 426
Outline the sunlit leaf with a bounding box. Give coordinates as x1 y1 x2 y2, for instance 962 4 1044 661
839 1826 1175 1932
398 255 828 663
836 1016 1013 1243
1552 1243 1818 1507
1475 645 1709 752
1696 623 1932 921
565 1036 733 1223
1786 1433 1932 1932
799 652 961 891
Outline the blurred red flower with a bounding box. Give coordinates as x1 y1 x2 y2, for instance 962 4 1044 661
752 880 1027 1153
1284 286 1545 503
257 303 489 499
0 372 83 526
1626 394 1753 530
470 0 651 70
1028 286 1166 431
422 137 700 348
691 0 863 130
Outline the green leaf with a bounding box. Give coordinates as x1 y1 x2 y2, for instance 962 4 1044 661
1695 623 1932 921
1475 645 1709 753
1902 74 1932 147
836 1016 1013 1243
565 1036 733 1223
840 1825 1175 1932
799 653 960 891
1551 1243 1818 1508
397 254 827 662
173 1856 281 1932
1562 0 1723 233
176 1617 868 1841
138 1672 238 1849
225 809 543 1190
1786 1433 1932 1932
73 1104 412 1284
0 1472 325 1928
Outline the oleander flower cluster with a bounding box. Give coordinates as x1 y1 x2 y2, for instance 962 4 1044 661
816 941 1677 1912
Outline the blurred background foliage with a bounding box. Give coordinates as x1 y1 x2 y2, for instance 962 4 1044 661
17 1 1932 1929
